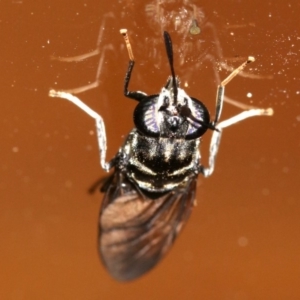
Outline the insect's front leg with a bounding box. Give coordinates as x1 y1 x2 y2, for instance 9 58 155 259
120 29 148 102
48 90 113 172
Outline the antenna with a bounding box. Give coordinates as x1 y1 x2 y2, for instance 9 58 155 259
163 31 178 104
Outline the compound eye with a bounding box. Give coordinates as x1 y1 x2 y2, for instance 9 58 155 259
133 95 160 137
184 97 210 139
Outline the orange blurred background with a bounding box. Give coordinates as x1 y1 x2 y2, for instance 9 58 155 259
0 1 299 299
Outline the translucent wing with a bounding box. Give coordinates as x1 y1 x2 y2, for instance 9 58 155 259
99 171 197 281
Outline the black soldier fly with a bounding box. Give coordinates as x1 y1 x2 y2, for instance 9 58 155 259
49 29 273 281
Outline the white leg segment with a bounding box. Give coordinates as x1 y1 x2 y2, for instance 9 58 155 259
49 90 110 172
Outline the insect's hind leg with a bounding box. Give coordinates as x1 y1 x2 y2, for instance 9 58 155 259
48 90 113 172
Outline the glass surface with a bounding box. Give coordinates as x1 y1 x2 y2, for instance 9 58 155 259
0 1 299 299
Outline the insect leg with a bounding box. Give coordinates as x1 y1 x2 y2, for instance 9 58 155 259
48 90 112 172
213 56 262 124
200 58 274 177
201 54 268 111
201 107 273 177
120 29 148 102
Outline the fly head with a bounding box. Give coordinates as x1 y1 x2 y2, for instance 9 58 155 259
133 31 211 139
134 84 210 139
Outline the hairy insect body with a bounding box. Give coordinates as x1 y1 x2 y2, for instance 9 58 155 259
50 29 273 281
119 129 201 193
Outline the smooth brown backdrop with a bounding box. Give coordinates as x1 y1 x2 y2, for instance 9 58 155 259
0 1 299 299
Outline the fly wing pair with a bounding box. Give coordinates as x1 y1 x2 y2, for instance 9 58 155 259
99 171 197 281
